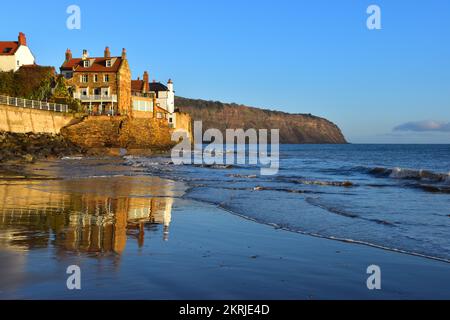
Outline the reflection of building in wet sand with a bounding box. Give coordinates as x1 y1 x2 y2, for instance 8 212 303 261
63 195 173 253
0 177 174 254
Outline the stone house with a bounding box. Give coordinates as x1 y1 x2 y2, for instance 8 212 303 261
131 71 176 127
60 47 131 116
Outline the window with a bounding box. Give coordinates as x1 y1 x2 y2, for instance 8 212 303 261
106 60 112 67
104 74 110 82
81 88 88 96
94 88 101 95
81 75 88 83
93 74 98 82
133 100 151 112
83 60 89 67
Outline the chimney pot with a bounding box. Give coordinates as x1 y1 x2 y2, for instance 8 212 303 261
104 46 111 58
18 32 27 46
65 48 72 62
143 71 149 93
121 48 127 59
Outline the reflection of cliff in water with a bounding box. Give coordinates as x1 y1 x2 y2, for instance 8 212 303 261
0 176 175 254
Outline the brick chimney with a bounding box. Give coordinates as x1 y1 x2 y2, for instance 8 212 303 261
143 71 149 93
121 48 127 59
104 46 111 58
65 48 72 62
18 32 27 46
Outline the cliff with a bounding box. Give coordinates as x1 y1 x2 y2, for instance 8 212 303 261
175 97 347 144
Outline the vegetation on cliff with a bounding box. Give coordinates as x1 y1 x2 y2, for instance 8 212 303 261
0 67 81 112
175 97 347 144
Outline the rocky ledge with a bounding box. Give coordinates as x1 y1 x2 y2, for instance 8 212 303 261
0 131 85 163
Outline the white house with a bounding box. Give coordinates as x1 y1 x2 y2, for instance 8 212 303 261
131 73 177 126
0 32 35 72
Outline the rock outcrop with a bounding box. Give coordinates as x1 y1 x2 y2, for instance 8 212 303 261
0 131 84 162
175 97 347 144
60 116 176 152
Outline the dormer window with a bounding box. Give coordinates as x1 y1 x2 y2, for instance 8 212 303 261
106 60 112 67
83 60 90 68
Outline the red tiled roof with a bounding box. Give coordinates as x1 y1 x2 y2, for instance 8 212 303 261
0 41 19 56
61 56 123 72
131 80 144 92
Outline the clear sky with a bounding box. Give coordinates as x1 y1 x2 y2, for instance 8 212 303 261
1 0 449 143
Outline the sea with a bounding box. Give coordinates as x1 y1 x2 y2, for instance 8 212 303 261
124 144 450 263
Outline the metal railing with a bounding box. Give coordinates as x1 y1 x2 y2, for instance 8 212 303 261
0 95 68 113
73 93 118 102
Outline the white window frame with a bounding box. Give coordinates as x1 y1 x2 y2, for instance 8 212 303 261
101 87 110 97
106 60 112 67
83 60 90 68
81 75 89 83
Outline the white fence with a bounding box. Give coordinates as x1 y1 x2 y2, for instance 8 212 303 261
0 95 69 113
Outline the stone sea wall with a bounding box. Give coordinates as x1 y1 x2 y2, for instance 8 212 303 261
0 104 75 134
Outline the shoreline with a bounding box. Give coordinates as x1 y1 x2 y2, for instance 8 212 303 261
196 199 450 265
0 158 449 299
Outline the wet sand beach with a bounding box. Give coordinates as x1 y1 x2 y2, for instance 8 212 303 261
0 158 449 299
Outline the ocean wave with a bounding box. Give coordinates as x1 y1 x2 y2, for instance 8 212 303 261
292 179 355 187
188 195 449 264
227 174 258 179
305 197 396 226
408 183 450 194
124 157 173 168
253 186 325 195
367 167 450 184
305 197 359 218
275 176 356 187
194 164 234 169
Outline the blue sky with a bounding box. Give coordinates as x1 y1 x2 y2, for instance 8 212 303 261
1 0 449 143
